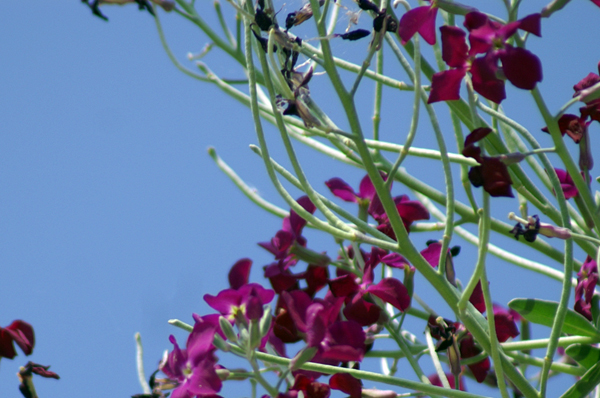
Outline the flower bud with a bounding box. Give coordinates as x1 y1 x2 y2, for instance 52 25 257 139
219 316 238 343
213 333 231 352
259 305 273 340
362 389 398 398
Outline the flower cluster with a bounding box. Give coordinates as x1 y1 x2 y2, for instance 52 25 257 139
423 11 542 104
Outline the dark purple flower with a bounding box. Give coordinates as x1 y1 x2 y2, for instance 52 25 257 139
18 362 60 398
397 3 438 45
290 374 331 398
492 304 520 342
459 335 490 383
462 127 514 197
329 373 362 398
542 114 588 144
0 320 34 359
575 255 598 321
429 12 542 104
369 194 430 238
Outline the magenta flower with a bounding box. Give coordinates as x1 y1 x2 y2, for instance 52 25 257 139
397 2 438 45
228 258 252 290
462 127 514 197
575 255 598 321
329 247 411 326
259 196 316 263
554 168 578 199
280 290 366 363
368 194 430 238
429 12 542 104
160 320 222 398
0 320 34 359
325 174 376 204
204 283 275 322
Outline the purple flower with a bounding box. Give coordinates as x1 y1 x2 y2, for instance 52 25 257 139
160 320 222 398
575 255 598 321
325 173 381 205
368 194 430 238
554 168 578 199
228 258 252 290
289 374 331 398
0 320 34 359
459 335 490 383
397 3 438 45
204 283 275 322
429 12 542 104
492 304 520 342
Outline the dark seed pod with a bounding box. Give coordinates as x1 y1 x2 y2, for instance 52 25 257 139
357 0 380 13
339 29 371 41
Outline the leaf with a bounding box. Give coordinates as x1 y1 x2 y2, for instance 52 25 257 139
560 360 600 398
565 344 600 369
508 298 600 338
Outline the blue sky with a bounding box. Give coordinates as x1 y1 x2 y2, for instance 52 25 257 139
1 1 599 397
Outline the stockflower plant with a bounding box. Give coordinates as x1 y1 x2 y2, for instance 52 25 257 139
78 1 600 397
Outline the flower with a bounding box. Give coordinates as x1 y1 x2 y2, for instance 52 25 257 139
0 320 34 359
428 372 466 390
397 3 438 45
462 127 514 197
228 258 252 290
557 168 580 199
575 255 598 321
160 320 222 398
204 283 275 323
492 304 520 342
329 373 362 398
429 12 542 104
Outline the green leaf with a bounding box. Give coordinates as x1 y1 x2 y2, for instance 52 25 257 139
560 360 600 398
508 298 600 338
565 344 600 369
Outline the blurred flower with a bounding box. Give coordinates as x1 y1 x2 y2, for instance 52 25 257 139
329 373 362 398
18 362 59 398
397 2 438 45
428 372 465 390
0 320 34 360
575 255 598 321
492 304 520 342
204 283 275 323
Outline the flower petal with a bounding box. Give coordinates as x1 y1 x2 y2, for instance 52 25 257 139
325 177 358 202
398 6 437 45
440 26 469 68
428 68 467 103
367 278 411 311
500 45 542 90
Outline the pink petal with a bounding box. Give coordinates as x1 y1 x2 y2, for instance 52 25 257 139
228 258 252 289
398 6 437 45
470 55 506 103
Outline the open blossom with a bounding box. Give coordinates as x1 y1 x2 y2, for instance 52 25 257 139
204 283 275 322
160 320 222 398
429 11 541 104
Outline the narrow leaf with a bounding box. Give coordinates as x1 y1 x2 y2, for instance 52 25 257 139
508 298 600 338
